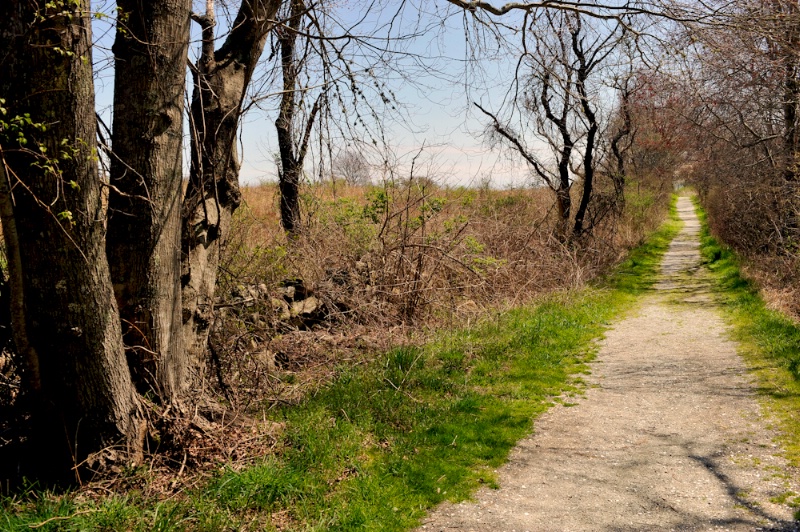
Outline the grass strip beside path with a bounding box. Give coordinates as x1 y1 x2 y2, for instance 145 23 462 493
2 202 681 531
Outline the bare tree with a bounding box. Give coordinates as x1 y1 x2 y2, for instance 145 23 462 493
670 0 800 252
607 73 634 192
476 10 627 236
265 0 408 233
275 0 320 234
334 149 371 186
182 0 403 340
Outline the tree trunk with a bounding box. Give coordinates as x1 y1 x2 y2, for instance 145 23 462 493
573 122 597 236
276 0 314 235
783 48 799 182
777 0 800 183
182 0 281 366
610 86 632 195
555 186 571 223
279 165 302 233
540 72 574 231
106 0 191 401
572 20 598 237
0 1 141 471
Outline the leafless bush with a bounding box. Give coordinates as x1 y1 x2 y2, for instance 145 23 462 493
698 160 799 257
204 168 668 408
696 153 800 319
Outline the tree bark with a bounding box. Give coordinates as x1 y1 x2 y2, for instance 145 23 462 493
277 0 309 234
182 0 281 366
278 156 303 234
572 35 599 237
540 72 574 228
0 0 141 470
782 18 800 183
106 0 191 401
610 85 632 192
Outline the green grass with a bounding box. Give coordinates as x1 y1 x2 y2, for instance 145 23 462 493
604 196 682 295
0 197 681 531
693 199 800 469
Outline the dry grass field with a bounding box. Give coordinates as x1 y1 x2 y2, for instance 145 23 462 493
209 176 670 408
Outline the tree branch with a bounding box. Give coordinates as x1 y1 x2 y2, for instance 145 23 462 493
473 101 554 188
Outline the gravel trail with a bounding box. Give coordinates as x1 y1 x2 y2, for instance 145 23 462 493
418 197 800 531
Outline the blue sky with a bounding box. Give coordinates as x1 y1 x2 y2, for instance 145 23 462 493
91 0 545 188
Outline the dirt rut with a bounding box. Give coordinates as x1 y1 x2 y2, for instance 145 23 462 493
419 197 800 531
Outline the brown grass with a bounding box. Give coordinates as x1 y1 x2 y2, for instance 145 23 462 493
209 175 669 410
0 174 669 496
741 256 800 321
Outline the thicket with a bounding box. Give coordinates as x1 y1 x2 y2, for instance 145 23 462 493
665 0 800 318
697 157 800 319
204 172 671 411
0 170 670 411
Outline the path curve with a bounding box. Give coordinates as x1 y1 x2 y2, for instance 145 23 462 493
419 197 799 531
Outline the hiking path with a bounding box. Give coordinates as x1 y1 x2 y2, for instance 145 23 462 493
419 196 800 532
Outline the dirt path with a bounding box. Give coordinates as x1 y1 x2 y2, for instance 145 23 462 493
419 197 800 531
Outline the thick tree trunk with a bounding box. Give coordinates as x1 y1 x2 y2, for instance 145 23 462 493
182 0 281 366
106 0 191 401
0 1 141 470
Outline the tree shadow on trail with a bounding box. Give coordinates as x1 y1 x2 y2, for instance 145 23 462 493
684 450 799 532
